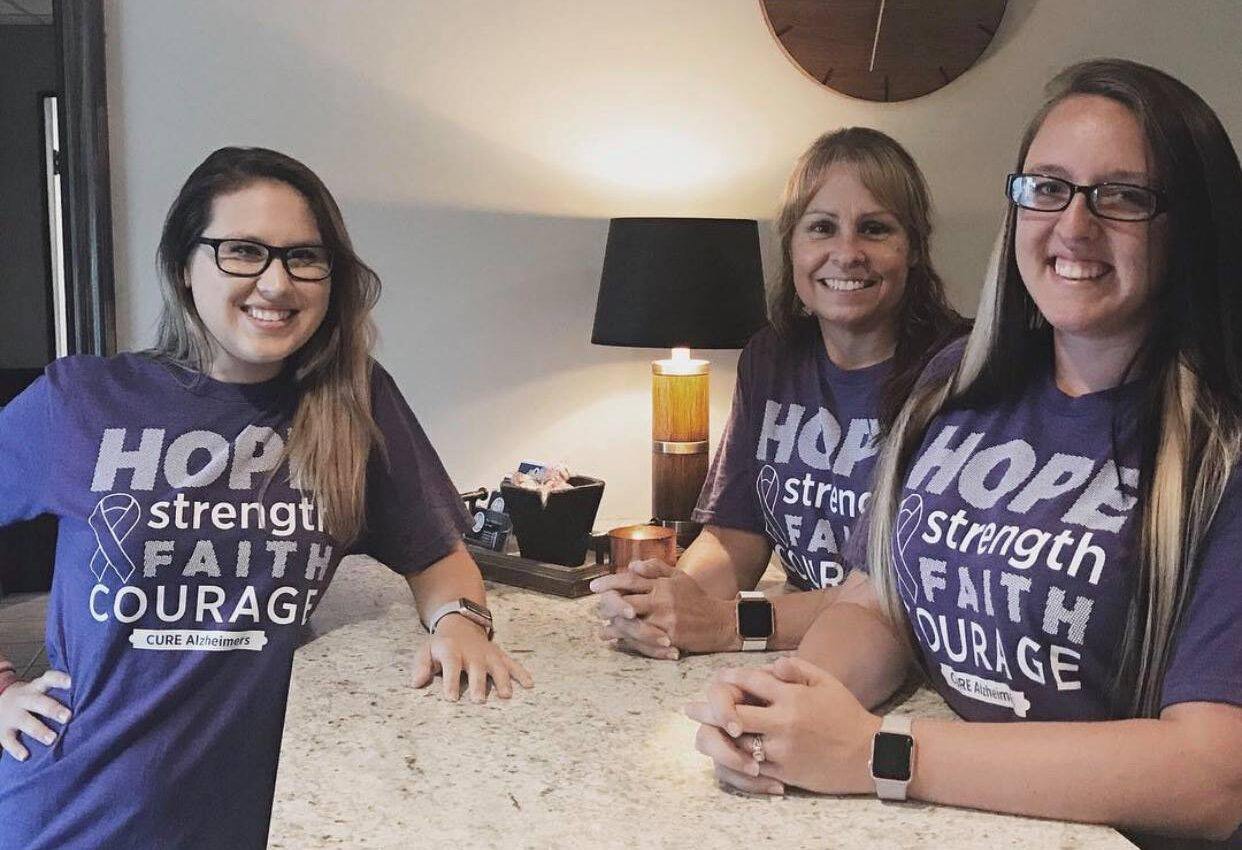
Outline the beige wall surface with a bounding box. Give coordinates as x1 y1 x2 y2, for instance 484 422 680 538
105 0 1242 523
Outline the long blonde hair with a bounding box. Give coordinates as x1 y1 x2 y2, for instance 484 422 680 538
153 147 382 545
867 60 1242 718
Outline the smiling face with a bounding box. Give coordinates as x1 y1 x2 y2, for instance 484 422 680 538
789 163 912 341
1015 94 1168 347
185 180 332 383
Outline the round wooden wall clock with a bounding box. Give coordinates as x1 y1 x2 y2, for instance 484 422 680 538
761 0 1009 102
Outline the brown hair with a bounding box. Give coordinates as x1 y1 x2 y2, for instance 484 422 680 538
153 146 382 544
768 128 967 429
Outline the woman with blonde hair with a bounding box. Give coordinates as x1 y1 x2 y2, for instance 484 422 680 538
0 147 531 849
689 59 1242 846
592 128 965 658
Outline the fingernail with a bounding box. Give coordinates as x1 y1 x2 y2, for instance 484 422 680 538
668 649 679 660
748 761 761 776
658 636 671 647
624 608 636 619
727 722 742 738
588 580 600 591
58 712 70 723
42 734 55 745
16 752 27 762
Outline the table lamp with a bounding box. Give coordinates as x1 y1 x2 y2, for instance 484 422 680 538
591 217 767 545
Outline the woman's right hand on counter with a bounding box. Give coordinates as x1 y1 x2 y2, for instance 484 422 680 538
0 669 72 761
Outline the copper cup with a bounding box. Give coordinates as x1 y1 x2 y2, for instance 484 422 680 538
607 524 676 573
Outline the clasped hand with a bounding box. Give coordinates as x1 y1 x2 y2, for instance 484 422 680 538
590 559 736 658
684 656 881 797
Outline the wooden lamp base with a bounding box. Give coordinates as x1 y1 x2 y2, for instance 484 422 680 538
651 350 709 547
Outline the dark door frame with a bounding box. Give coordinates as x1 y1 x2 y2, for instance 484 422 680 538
55 0 115 356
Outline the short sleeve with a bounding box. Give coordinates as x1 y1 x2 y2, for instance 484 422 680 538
353 364 470 574
1160 469 1242 710
0 375 54 527
692 343 764 534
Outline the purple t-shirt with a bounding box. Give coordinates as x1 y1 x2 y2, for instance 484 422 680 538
0 354 468 850
693 326 889 590
889 342 1242 724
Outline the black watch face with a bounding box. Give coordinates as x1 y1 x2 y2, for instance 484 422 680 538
872 732 913 781
737 599 774 638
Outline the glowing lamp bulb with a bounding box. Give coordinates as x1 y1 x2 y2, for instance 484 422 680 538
655 347 708 376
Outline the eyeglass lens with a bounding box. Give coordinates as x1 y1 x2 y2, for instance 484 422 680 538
215 240 332 280
1010 175 1158 221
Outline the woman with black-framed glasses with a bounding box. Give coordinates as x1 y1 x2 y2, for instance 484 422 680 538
194 236 335 281
689 59 1242 846
0 146 532 850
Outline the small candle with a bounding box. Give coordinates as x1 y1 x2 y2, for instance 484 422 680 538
607 524 677 572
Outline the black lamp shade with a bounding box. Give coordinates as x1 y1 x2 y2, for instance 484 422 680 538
591 218 768 349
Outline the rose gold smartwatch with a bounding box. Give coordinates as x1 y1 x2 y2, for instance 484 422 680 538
428 598 494 640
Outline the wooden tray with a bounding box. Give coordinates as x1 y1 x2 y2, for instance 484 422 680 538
466 539 611 598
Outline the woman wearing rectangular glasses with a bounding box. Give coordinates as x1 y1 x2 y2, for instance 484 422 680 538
690 59 1242 846
0 147 531 849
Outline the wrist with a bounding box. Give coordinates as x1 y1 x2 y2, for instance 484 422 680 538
433 611 490 640
858 713 883 794
428 597 494 640
715 598 742 652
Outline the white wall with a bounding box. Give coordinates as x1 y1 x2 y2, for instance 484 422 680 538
106 0 1242 524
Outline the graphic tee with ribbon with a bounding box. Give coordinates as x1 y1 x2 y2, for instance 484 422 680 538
694 326 889 590
879 343 1242 722
0 354 468 850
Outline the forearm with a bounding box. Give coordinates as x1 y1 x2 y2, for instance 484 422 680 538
404 542 487 627
796 599 911 710
764 588 842 651
677 525 771 599
909 706 1242 840
702 587 846 654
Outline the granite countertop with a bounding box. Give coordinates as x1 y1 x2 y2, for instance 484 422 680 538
268 557 1133 849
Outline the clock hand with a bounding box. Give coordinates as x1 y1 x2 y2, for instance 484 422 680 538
868 0 887 73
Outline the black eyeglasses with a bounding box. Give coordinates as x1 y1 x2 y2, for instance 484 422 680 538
194 237 333 282
1006 173 1167 222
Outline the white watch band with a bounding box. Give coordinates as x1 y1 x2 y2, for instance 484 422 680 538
872 714 914 801
738 590 770 651
428 600 493 639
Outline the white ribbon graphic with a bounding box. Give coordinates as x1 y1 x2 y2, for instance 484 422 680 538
892 493 923 607
940 663 1031 718
88 493 141 584
755 464 791 549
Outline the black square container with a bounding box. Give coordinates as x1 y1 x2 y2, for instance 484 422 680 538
499 475 605 567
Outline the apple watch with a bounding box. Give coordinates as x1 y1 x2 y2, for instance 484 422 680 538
735 591 774 651
428 598 494 640
870 714 915 801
